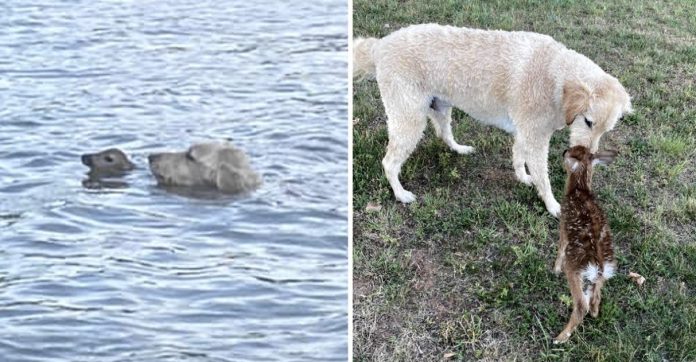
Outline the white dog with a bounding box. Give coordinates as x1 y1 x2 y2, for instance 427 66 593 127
148 141 261 194
354 24 632 217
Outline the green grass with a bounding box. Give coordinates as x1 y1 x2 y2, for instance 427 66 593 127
352 1 696 360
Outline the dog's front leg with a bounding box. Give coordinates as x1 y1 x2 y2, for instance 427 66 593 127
512 136 532 185
524 134 561 217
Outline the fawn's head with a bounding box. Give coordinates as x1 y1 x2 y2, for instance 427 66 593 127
563 146 617 191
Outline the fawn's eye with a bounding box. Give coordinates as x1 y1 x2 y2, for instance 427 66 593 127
584 117 593 129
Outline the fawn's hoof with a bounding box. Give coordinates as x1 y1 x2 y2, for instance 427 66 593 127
553 332 571 344
553 261 563 275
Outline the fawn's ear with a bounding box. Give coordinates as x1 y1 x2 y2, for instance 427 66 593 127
591 150 618 167
563 149 581 172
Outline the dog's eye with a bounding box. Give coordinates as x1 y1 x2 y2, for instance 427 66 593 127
584 117 593 129
105 155 114 163
185 152 195 161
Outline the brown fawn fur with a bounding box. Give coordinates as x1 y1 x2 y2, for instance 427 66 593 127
553 145 617 344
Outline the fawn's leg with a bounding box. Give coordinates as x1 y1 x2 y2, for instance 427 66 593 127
590 277 605 318
554 220 568 274
554 271 587 344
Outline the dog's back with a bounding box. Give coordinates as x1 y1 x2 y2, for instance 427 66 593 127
358 24 560 81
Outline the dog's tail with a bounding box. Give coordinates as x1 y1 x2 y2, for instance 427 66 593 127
353 37 378 80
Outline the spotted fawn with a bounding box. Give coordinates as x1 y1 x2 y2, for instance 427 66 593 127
553 145 617 344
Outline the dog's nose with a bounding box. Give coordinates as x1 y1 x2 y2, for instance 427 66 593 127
81 154 92 166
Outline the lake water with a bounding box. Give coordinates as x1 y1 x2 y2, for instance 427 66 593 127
0 1 348 361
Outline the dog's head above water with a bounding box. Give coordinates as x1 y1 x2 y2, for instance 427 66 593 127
81 148 135 175
148 141 262 194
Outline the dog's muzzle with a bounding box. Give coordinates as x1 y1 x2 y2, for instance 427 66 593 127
147 154 166 182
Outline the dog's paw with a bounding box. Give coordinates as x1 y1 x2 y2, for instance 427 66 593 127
546 200 561 218
516 173 533 186
452 145 474 155
395 190 416 203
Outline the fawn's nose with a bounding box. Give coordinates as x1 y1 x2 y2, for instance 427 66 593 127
81 154 92 166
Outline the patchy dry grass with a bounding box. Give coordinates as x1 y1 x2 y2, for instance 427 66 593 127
352 1 696 360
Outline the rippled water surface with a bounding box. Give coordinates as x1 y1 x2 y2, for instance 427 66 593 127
0 1 348 361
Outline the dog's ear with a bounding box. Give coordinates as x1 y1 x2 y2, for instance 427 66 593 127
216 147 245 167
214 146 261 193
216 163 262 194
591 150 618 167
563 80 592 126
216 163 247 194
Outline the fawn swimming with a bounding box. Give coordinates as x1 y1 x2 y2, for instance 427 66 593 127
81 148 135 175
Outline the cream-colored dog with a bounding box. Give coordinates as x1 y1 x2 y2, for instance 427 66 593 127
354 24 632 216
148 141 261 194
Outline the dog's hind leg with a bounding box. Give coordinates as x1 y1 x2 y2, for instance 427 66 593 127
427 98 447 137
380 84 429 203
428 100 474 154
